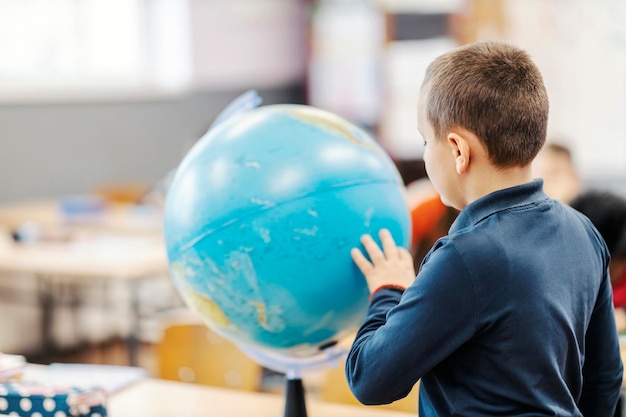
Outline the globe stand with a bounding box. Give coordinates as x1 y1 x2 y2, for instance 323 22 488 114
284 375 307 417
238 343 347 417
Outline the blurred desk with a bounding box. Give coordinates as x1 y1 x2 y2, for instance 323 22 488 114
0 234 167 280
0 198 162 235
109 379 416 417
0 199 168 365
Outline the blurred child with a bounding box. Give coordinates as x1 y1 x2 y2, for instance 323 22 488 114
346 41 622 416
570 190 626 332
532 142 581 203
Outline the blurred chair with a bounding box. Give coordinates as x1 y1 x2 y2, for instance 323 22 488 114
157 320 263 392
320 360 419 413
92 181 151 205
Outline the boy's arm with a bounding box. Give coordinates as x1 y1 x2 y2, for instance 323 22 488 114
345 239 477 405
578 270 623 416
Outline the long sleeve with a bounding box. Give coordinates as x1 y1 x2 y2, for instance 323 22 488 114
345 241 478 405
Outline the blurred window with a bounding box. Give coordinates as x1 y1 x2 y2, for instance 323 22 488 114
0 0 192 101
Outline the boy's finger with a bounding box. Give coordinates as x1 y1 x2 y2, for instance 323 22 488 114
398 247 412 262
351 248 373 273
360 234 385 264
379 229 398 259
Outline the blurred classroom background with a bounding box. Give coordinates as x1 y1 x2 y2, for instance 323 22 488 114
0 0 625 413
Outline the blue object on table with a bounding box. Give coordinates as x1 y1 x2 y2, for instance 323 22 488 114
0 381 107 417
163 104 411 358
58 195 106 222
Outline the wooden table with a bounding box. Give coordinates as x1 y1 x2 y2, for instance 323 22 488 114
109 379 416 417
0 199 169 364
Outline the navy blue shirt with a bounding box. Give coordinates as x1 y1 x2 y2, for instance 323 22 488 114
347 179 623 416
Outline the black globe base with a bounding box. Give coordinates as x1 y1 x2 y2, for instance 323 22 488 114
284 377 308 417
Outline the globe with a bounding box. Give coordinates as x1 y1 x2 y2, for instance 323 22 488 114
163 104 410 358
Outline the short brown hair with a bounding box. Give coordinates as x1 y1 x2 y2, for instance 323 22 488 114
423 41 549 167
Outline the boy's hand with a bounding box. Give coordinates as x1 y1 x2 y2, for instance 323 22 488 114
351 229 416 294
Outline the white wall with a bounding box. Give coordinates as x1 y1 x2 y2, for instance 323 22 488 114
0 88 304 204
503 0 626 182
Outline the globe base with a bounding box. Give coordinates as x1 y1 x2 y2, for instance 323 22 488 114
238 343 346 378
285 378 308 417
238 343 347 417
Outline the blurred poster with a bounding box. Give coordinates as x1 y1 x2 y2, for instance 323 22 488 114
307 0 386 126
190 0 306 90
379 38 457 160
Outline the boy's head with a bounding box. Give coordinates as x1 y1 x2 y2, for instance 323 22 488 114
420 41 549 168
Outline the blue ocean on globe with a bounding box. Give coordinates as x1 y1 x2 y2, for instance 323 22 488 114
163 104 410 357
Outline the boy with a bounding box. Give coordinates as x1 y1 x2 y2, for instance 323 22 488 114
347 41 623 416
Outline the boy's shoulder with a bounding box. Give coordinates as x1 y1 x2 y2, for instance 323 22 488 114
437 197 594 253
420 199 608 293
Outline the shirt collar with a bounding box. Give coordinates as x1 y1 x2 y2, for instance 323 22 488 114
449 178 549 234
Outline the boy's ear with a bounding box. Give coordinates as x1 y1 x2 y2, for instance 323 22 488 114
447 132 470 174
